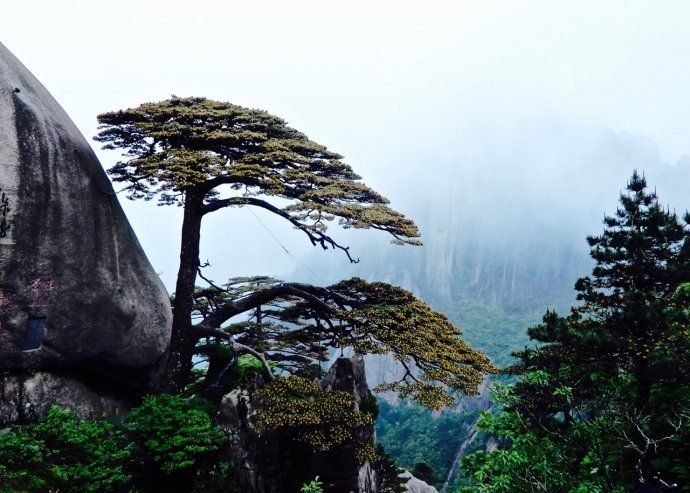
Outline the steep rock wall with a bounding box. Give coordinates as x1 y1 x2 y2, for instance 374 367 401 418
0 42 171 412
219 358 383 493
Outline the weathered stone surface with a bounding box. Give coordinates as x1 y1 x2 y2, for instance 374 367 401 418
0 371 133 424
400 471 439 493
218 357 380 493
313 357 378 493
321 356 371 405
0 42 171 391
218 374 283 493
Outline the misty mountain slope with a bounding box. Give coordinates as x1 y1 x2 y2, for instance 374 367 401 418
298 119 690 363
293 119 690 488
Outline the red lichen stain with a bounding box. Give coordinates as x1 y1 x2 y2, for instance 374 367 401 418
27 277 57 304
29 278 42 295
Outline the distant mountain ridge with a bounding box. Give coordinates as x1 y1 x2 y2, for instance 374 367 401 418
296 120 690 488
301 120 690 356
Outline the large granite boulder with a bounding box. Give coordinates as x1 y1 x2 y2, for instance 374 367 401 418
0 41 171 402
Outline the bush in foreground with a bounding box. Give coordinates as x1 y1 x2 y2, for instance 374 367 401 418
0 395 231 492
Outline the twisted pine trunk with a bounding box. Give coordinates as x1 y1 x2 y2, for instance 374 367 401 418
161 194 204 393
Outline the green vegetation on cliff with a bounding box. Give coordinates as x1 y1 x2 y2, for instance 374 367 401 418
376 400 482 488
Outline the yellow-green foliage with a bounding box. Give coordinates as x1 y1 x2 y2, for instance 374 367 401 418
340 279 495 409
95 97 420 246
280 278 497 409
192 276 496 409
255 376 373 452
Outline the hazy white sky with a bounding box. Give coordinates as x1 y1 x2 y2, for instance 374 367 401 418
3 1 690 289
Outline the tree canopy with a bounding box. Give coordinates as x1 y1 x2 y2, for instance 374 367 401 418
95 97 427 393
190 276 496 410
95 97 421 259
94 97 496 491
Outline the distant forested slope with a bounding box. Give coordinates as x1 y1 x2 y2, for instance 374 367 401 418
295 120 690 488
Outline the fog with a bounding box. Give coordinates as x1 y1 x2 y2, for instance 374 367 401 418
3 1 690 291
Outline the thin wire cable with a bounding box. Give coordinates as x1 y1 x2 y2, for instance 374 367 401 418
247 207 322 284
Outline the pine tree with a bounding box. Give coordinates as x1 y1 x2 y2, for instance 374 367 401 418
188 276 495 409
514 171 690 407
95 98 494 407
95 97 421 392
573 171 690 401
464 172 690 491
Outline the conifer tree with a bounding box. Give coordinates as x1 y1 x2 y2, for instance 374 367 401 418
95 97 421 392
95 98 493 407
463 172 690 491
512 171 690 410
189 276 494 409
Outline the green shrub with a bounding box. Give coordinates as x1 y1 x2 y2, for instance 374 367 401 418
300 476 324 493
359 391 380 421
127 394 226 474
0 431 47 491
0 395 231 492
235 354 268 380
0 407 131 492
375 444 407 493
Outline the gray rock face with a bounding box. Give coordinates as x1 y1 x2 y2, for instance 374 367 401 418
314 357 378 493
218 358 379 493
0 371 132 423
0 42 171 394
320 356 371 406
218 382 279 493
401 471 439 493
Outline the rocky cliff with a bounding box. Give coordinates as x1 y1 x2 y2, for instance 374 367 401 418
401 471 438 493
218 357 438 493
0 42 171 422
219 357 378 493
